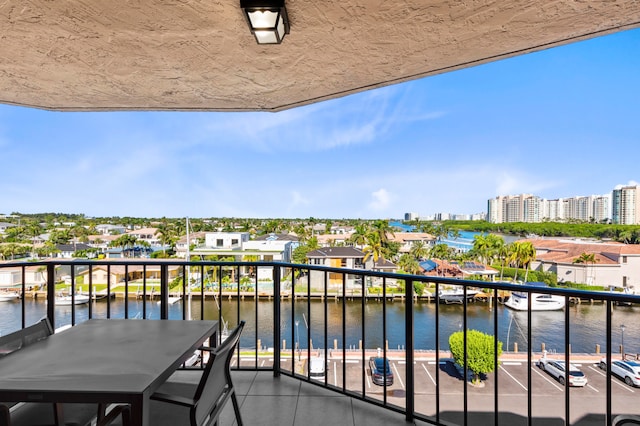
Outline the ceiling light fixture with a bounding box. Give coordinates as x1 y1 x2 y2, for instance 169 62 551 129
240 0 290 44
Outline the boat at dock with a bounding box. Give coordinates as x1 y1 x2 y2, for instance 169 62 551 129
505 282 565 311
438 286 480 304
79 289 116 300
55 293 91 305
0 292 20 302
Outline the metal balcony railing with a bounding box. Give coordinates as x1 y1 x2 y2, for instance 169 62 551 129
1 259 639 426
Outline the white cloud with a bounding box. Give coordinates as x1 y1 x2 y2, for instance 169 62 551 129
197 85 424 153
614 180 640 189
494 171 560 197
368 188 391 211
290 191 310 207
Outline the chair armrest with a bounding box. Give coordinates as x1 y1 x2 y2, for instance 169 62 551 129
198 346 215 352
1 404 9 425
96 404 131 426
151 391 196 408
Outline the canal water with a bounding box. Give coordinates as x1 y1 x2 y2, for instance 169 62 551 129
1 298 637 354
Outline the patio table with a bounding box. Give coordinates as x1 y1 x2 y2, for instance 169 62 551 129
0 318 217 426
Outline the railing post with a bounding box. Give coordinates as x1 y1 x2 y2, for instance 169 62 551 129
46 263 56 330
160 264 169 320
273 266 281 377
405 279 414 422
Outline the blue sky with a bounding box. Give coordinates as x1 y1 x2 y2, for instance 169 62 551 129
1 29 639 220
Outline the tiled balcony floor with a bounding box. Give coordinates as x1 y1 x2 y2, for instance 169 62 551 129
212 370 413 426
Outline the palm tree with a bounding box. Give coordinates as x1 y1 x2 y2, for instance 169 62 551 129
348 223 370 248
485 234 505 266
293 224 310 243
509 241 536 282
432 224 450 244
371 220 394 246
472 234 491 265
109 234 139 257
573 252 598 285
429 243 454 276
519 241 536 282
155 223 176 255
363 232 383 264
397 253 421 275
497 243 511 281
243 254 260 277
24 223 43 257
409 241 429 261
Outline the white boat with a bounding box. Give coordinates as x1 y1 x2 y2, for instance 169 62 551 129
438 286 480 304
55 293 91 305
80 289 116 300
505 282 565 311
0 292 20 302
157 296 182 306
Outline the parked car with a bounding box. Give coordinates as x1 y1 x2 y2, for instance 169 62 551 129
599 358 640 387
309 356 326 380
369 356 394 386
538 358 588 387
453 361 474 382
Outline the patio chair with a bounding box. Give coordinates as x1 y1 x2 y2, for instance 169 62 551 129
0 318 53 357
112 320 246 426
614 415 640 425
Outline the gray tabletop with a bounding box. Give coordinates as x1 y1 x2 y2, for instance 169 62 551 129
0 319 217 425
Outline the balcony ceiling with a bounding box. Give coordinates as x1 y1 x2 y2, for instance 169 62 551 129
1 1 639 112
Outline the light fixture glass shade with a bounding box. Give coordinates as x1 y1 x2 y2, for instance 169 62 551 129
247 10 278 28
241 0 290 44
255 30 279 44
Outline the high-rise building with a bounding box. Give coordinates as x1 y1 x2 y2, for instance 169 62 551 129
592 195 610 223
489 192 611 224
612 185 640 224
404 212 419 221
488 194 534 223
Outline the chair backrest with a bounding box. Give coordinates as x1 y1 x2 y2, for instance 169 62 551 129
613 415 640 426
0 318 53 358
192 320 245 426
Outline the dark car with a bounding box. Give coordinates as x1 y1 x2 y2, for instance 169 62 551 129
369 356 394 386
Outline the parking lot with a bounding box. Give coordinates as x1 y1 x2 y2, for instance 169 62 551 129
237 354 639 424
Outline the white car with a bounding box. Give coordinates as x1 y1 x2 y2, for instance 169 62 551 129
309 356 326 380
538 358 588 387
599 358 640 387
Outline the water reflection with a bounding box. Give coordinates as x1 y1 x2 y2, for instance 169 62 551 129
1 298 637 354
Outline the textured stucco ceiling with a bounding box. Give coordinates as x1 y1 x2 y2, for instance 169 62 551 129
1 1 639 112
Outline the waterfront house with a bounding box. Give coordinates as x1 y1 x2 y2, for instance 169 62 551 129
391 232 437 255
75 262 181 287
125 227 161 247
0 265 46 289
175 232 207 258
527 238 640 289
95 224 126 235
54 243 94 259
0 222 18 235
188 232 297 280
306 247 366 290
315 233 352 247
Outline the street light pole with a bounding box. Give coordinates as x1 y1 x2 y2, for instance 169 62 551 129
621 324 626 358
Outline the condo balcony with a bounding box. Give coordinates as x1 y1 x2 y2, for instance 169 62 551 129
1 259 639 426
